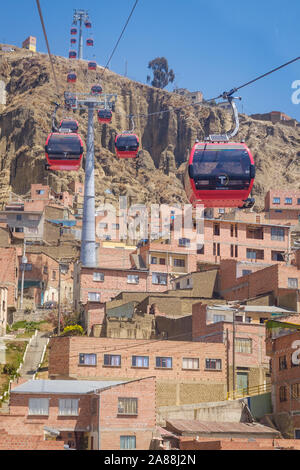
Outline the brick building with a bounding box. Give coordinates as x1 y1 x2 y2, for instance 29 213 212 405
251 110 298 127
192 303 295 396
1 377 155 450
265 317 300 438
264 189 300 225
48 336 227 406
0 247 18 311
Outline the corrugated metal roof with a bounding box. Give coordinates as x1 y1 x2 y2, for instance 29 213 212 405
166 420 280 435
208 305 295 314
11 379 129 395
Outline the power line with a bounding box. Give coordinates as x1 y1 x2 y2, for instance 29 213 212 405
100 0 139 81
35 0 60 97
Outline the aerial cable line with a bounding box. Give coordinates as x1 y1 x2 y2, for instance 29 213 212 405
126 55 300 121
36 0 60 98
99 0 139 80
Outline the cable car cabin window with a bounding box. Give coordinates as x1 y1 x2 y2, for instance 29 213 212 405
46 135 82 159
115 136 139 151
60 121 78 132
192 148 252 190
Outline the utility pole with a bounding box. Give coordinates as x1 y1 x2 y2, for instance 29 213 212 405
20 240 27 309
57 262 69 335
232 309 236 398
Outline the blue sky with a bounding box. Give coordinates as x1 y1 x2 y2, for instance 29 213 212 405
1 0 300 120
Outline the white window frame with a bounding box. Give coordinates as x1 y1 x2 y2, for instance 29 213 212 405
93 272 104 282
182 357 199 370
88 292 101 302
127 274 139 284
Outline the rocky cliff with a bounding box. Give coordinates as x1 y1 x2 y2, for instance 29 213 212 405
0 45 299 209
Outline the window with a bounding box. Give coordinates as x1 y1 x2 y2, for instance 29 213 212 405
88 292 101 302
273 197 280 204
246 249 264 260
235 338 252 354
152 273 167 285
37 189 45 195
246 227 263 240
272 251 285 262
213 224 220 236
79 353 96 366
118 398 138 415
120 436 136 450
242 270 252 276
178 238 191 247
28 398 49 416
279 355 287 370
20 263 32 271
103 354 121 367
213 314 225 323
151 256 157 264
297 199 300 205
271 227 285 241
59 399 79 416
112 223 119 230
52 270 56 280
230 245 234 257
291 383 300 399
197 244 204 254
43 266 48 274
127 274 139 284
91 398 98 415
173 259 185 267
99 223 108 229
285 197 292 205
182 358 199 370
175 282 180 290
15 227 24 233
205 359 222 370
132 356 149 368
159 258 166 265
156 357 172 368
16 214 22 221
235 245 238 257
288 278 298 288
218 208 225 214
279 386 287 402
93 272 104 282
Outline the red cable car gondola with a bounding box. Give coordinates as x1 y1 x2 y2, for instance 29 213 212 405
59 119 79 133
69 50 77 59
45 133 83 171
85 21 92 28
184 141 255 208
114 134 139 159
91 85 102 95
86 38 94 46
97 109 112 123
67 72 77 83
88 61 97 71
70 28 77 35
70 38 76 45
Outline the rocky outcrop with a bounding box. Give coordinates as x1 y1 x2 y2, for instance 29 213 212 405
0 45 299 209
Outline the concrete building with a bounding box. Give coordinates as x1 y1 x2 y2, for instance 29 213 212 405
22 36 36 52
251 111 298 127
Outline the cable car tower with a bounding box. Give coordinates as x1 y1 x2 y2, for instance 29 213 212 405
64 90 117 267
72 9 90 60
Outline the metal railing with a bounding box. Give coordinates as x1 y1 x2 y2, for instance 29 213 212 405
227 382 271 400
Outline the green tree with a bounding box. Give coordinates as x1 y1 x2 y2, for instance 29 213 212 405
147 57 175 89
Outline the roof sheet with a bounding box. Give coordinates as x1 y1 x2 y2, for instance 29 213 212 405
166 420 280 435
11 379 129 395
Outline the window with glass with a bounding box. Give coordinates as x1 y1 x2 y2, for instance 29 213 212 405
93 272 104 282
132 356 149 368
279 386 287 402
127 274 139 284
242 270 252 276
288 278 298 289
79 353 96 366
285 197 292 204
279 355 287 370
152 273 167 285
271 251 285 262
205 359 222 370
182 357 199 370
271 227 285 241
103 354 121 367
235 338 252 353
88 292 101 302
173 258 185 267
273 197 280 204
156 357 172 368
297 198 300 205
178 238 191 247
120 436 136 450
118 397 138 415
59 399 78 416
151 256 157 264
28 398 49 415
159 258 166 265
